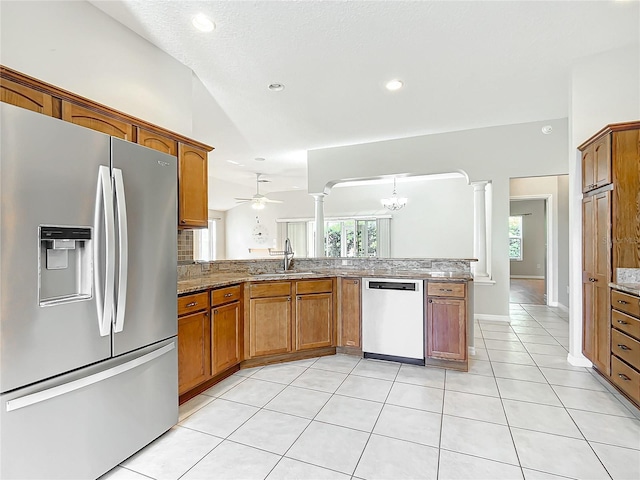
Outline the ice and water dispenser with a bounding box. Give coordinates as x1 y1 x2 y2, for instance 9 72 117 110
38 226 92 306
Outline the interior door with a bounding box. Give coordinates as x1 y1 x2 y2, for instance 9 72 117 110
0 104 112 393
111 138 177 356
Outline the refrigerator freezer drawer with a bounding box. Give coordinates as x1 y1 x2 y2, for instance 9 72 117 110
0 338 178 480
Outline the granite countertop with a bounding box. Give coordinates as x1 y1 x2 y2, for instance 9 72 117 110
609 282 640 296
178 270 473 295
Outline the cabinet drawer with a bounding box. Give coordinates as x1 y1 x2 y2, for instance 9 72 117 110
250 282 291 299
427 282 466 298
611 355 640 403
612 310 640 341
295 279 333 295
611 329 640 370
211 285 242 307
611 290 640 318
178 291 209 316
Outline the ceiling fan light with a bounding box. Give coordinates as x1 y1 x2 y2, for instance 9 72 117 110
251 201 265 210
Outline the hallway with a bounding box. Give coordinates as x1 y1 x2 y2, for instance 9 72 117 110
510 278 546 305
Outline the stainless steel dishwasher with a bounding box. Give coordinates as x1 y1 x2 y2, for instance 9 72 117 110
361 278 424 365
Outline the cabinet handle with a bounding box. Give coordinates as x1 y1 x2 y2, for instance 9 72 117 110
180 220 186 224
428 299 433 303
213 309 218 315
617 344 631 351
588 278 598 283
224 293 233 297
353 280 359 284
186 301 197 307
440 288 453 292
618 373 631 381
297 296 301 300
617 300 629 305
204 312 209 317
287 297 291 302
617 320 629 325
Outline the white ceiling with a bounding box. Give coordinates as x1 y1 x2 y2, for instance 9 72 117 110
91 0 639 210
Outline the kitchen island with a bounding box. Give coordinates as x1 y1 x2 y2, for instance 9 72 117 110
176 258 475 403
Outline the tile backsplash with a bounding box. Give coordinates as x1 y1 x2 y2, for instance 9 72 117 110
177 230 193 262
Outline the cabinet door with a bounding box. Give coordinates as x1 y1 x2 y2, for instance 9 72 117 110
581 145 595 193
62 102 133 140
178 144 208 228
339 278 361 348
249 296 292 357
211 302 241 374
1 78 53 116
593 135 611 189
426 298 466 361
612 129 640 269
582 192 611 375
295 293 333 351
178 310 211 395
138 127 177 156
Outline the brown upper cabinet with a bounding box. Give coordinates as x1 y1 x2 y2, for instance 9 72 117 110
1 78 53 116
1 66 213 231
581 134 611 193
137 127 178 156
62 101 134 141
178 144 209 229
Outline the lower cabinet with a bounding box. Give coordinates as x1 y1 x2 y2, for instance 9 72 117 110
178 310 210 395
211 301 241 375
295 293 333 350
426 281 467 363
247 279 335 359
338 278 361 348
249 296 292 357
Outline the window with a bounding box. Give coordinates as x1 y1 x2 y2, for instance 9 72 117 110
194 219 216 261
277 216 389 258
509 215 523 261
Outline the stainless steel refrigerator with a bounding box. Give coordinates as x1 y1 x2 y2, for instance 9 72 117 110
0 103 178 479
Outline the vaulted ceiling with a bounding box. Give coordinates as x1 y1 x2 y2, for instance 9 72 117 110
91 0 639 210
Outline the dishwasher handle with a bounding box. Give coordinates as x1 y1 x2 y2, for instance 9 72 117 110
367 281 418 291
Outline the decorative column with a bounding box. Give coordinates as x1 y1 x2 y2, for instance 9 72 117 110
472 181 490 279
312 194 326 257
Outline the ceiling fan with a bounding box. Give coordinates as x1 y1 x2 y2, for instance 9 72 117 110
234 173 283 210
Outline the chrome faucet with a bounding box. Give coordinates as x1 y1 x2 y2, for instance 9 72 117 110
283 238 294 271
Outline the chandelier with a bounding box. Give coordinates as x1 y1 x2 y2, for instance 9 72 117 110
381 177 407 211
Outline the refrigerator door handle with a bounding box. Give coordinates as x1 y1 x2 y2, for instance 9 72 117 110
94 166 115 337
5 342 175 412
113 168 128 333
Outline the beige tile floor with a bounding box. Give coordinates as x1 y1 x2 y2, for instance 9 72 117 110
102 304 640 480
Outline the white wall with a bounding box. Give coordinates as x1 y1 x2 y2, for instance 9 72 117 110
225 176 474 260
208 210 227 261
307 119 569 317
567 44 640 365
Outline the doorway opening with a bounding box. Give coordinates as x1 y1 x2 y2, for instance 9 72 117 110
509 175 570 308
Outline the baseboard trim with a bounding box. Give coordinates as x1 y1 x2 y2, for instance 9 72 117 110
510 275 545 279
567 353 592 367
474 314 511 323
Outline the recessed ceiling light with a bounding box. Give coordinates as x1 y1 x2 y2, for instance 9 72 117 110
192 13 215 32
292 186 300 189
385 79 403 91
227 160 240 165
268 83 285 91
541 125 553 135
254 157 266 162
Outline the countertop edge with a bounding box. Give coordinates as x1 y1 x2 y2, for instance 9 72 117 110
178 272 474 295
609 282 640 296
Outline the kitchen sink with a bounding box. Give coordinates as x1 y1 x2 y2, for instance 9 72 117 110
251 271 318 278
